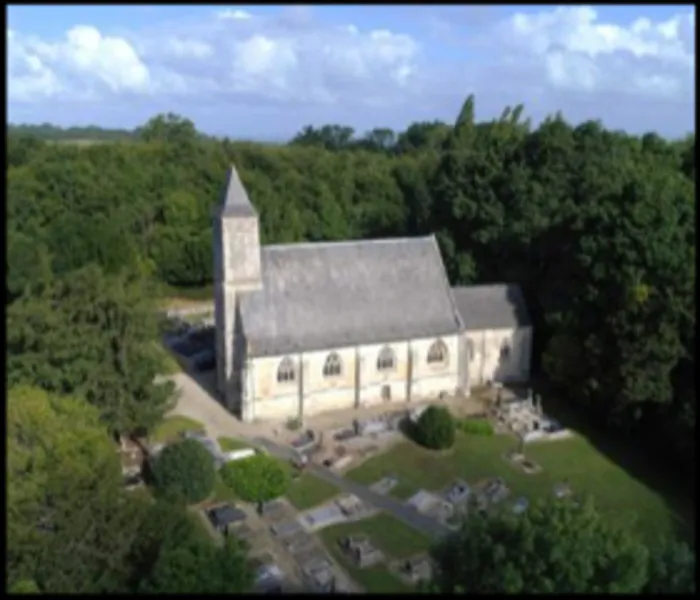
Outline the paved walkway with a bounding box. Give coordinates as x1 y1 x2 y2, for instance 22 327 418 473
167 373 451 541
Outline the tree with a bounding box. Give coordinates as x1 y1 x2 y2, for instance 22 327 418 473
412 406 455 450
151 439 216 504
139 534 253 593
219 454 289 508
644 538 696 594
7 385 144 593
7 264 176 441
429 497 650 594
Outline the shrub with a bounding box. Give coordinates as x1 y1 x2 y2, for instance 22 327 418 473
151 439 216 504
219 454 289 505
456 418 494 436
413 406 455 450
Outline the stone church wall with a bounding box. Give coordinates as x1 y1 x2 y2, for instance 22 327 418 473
465 326 532 387
409 335 461 399
247 334 462 423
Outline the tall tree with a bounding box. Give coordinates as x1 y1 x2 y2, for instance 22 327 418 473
7 265 175 441
7 385 145 593
429 498 651 594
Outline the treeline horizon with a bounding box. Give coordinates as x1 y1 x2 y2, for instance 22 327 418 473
7 108 694 146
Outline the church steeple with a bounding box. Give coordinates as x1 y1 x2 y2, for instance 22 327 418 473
213 165 262 418
219 165 258 218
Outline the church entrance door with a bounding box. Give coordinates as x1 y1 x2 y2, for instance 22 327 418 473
381 385 391 402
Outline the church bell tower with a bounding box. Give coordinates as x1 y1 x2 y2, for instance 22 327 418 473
212 166 262 418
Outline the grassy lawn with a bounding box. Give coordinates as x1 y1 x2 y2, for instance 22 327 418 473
152 342 183 375
347 432 685 544
285 473 340 510
318 514 432 593
211 473 238 504
151 416 205 444
217 436 254 452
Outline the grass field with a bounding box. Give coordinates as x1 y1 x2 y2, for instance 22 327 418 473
318 514 433 593
347 432 687 545
151 415 205 443
285 473 340 510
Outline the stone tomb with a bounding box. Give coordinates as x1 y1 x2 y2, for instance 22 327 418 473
338 535 385 569
390 554 434 584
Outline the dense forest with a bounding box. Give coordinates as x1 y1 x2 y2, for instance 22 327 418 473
7 99 695 593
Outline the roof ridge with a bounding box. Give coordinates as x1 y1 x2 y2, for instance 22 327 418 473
263 235 434 252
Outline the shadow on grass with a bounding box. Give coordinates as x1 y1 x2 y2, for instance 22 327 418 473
531 378 694 547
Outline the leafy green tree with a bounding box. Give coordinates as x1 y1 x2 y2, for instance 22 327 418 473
219 454 289 509
139 535 253 593
644 538 696 594
7 385 144 593
413 406 455 450
429 497 650 594
7 264 176 441
151 439 216 504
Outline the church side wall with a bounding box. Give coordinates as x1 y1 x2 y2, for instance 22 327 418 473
248 333 462 423
357 341 409 407
465 326 532 387
410 335 461 399
300 346 357 417
248 354 299 422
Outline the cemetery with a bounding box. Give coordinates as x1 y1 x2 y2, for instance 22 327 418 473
338 535 385 568
344 407 679 544
389 554 434 585
317 514 433 593
298 494 375 532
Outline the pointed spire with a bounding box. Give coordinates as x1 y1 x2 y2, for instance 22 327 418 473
220 165 257 217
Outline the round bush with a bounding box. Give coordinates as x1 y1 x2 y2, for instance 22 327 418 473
219 454 289 504
413 406 455 450
152 439 216 504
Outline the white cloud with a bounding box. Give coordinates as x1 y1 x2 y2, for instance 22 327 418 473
501 6 693 97
8 25 150 101
6 6 695 136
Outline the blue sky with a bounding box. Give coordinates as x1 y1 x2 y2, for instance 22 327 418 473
8 4 695 139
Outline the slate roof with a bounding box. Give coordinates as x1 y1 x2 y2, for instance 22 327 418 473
218 166 257 218
239 236 462 358
451 284 531 330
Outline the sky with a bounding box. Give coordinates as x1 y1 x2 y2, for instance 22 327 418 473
7 4 696 140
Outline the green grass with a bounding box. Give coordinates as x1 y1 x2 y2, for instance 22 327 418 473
318 514 432 593
217 437 254 452
151 416 205 444
347 432 685 544
153 342 183 375
211 473 238 504
285 473 340 510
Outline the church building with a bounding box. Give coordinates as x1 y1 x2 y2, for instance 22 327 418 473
213 166 532 423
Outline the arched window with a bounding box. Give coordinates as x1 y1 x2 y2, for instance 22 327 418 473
377 346 396 372
467 339 476 363
323 352 342 378
427 339 448 366
500 340 511 362
277 357 296 384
